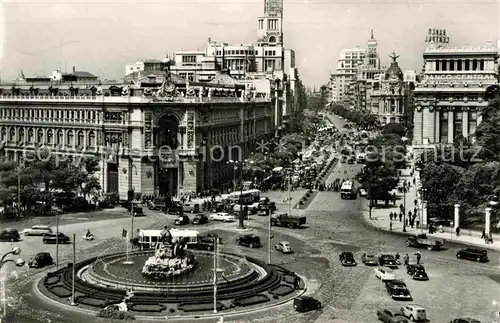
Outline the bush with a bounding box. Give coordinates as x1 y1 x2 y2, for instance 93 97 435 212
97 307 136 320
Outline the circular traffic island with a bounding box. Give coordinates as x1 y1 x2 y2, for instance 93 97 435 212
37 249 305 318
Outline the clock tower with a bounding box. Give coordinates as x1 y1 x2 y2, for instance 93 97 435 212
257 0 283 46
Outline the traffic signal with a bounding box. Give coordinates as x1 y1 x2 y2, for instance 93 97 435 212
127 190 134 201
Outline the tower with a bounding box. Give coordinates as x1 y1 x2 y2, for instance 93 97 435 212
366 30 380 68
257 0 283 46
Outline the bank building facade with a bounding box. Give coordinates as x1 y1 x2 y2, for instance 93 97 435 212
0 66 278 199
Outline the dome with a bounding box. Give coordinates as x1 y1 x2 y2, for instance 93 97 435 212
385 52 404 81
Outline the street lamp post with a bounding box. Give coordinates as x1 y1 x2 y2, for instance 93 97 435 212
267 205 272 264
402 186 407 232
368 168 373 219
229 159 253 229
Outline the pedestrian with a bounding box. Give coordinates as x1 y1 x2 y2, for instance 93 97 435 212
456 226 460 237
406 217 409 226
403 253 409 266
395 252 400 264
399 213 402 222
481 229 486 239
408 210 412 218
390 221 393 231
416 219 420 228
415 251 421 264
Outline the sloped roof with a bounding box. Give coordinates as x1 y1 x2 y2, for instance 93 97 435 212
209 73 238 87
73 71 97 78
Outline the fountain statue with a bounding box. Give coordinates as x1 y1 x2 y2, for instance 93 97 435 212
141 227 196 280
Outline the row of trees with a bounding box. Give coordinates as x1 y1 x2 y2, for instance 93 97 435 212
417 97 500 225
328 105 381 130
355 129 407 204
0 151 101 219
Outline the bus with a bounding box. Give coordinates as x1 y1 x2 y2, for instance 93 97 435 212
135 229 199 250
228 189 261 205
341 181 356 200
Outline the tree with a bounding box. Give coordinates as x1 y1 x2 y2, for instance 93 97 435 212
356 159 398 205
420 162 465 219
476 98 500 161
382 123 406 137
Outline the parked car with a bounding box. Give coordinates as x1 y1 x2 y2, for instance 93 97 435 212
448 319 482 323
400 304 427 322
376 308 410 323
293 296 321 313
174 215 190 225
374 267 396 282
42 232 71 244
28 252 53 268
192 213 208 225
22 225 53 236
406 234 444 251
456 248 488 262
379 254 398 268
236 234 262 248
385 280 412 301
275 241 293 253
339 252 357 266
406 264 429 281
0 228 20 242
361 253 378 266
209 212 237 222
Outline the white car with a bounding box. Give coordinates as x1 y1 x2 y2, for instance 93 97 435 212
22 225 53 236
374 267 396 282
400 304 427 322
275 241 293 253
209 212 237 222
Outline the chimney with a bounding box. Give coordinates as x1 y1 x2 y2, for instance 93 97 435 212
73 66 76 73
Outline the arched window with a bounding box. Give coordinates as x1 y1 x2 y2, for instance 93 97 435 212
88 131 95 147
67 130 74 146
77 131 84 147
269 36 276 43
9 128 15 141
37 129 43 143
19 128 24 142
0 127 6 141
47 129 53 144
56 130 63 145
27 129 34 143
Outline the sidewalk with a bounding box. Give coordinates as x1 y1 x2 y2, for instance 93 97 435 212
363 164 500 251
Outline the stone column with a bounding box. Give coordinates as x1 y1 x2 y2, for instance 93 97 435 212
462 110 469 139
454 204 460 230
485 208 492 236
447 110 454 144
422 201 428 229
435 111 440 143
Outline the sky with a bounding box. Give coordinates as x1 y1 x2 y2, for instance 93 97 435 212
1 0 499 87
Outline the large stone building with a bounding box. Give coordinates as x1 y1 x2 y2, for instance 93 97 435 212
329 31 381 104
413 41 499 148
125 0 301 133
369 53 413 125
0 66 279 199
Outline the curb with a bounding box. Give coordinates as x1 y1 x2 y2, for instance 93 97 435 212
361 206 500 252
33 271 308 322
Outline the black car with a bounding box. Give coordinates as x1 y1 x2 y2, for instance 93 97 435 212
192 213 208 225
385 280 412 301
456 248 488 262
132 206 145 217
42 232 71 244
28 252 53 269
379 254 398 268
293 296 321 313
406 264 429 281
339 252 357 266
0 228 20 242
174 215 190 225
166 203 184 215
236 234 262 248
197 233 222 251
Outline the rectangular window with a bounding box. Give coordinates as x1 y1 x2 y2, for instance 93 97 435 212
440 111 448 143
465 60 470 70
454 111 463 139
469 111 478 137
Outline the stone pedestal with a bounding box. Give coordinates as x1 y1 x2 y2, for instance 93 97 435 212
485 207 492 236
454 204 460 230
422 201 428 228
